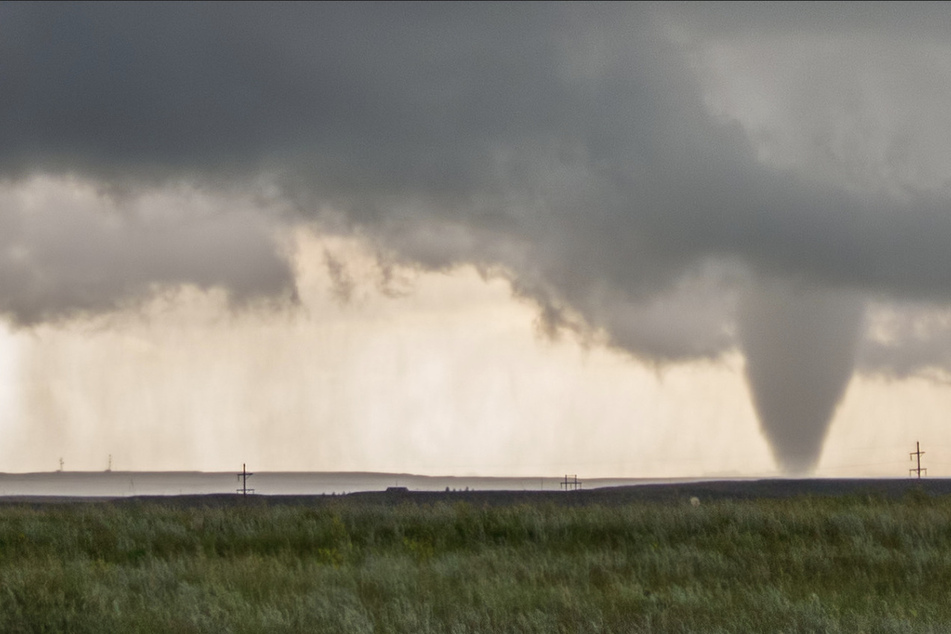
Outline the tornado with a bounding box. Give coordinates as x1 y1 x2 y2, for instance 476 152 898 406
737 280 865 474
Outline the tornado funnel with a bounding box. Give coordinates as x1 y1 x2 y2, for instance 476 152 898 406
737 280 864 474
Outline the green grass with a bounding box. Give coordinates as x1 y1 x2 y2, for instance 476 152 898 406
1 491 951 632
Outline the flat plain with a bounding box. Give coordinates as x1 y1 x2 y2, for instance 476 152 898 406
1 479 950 633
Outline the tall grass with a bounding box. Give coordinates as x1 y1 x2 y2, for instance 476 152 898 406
1 492 950 632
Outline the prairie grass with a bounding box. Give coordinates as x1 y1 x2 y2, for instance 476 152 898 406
1 491 950 632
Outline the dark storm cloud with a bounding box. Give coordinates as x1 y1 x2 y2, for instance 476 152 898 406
6 2 951 469
658 1 951 38
2 1 732 342
0 182 293 325
1 2 577 190
856 302 951 380
6 2 951 320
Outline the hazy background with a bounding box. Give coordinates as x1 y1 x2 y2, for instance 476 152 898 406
3 3 951 477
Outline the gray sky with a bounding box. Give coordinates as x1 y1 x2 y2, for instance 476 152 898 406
3 3 951 474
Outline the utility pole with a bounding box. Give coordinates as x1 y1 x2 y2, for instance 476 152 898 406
237 463 255 495
561 474 581 492
910 441 927 479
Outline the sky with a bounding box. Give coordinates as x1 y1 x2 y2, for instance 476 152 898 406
2 2 951 477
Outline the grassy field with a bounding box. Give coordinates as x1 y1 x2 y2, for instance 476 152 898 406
1 488 950 632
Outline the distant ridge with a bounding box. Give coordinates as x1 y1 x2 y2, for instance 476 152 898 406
0 474 947 505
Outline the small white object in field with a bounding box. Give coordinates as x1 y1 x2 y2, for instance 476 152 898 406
690 496 700 507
